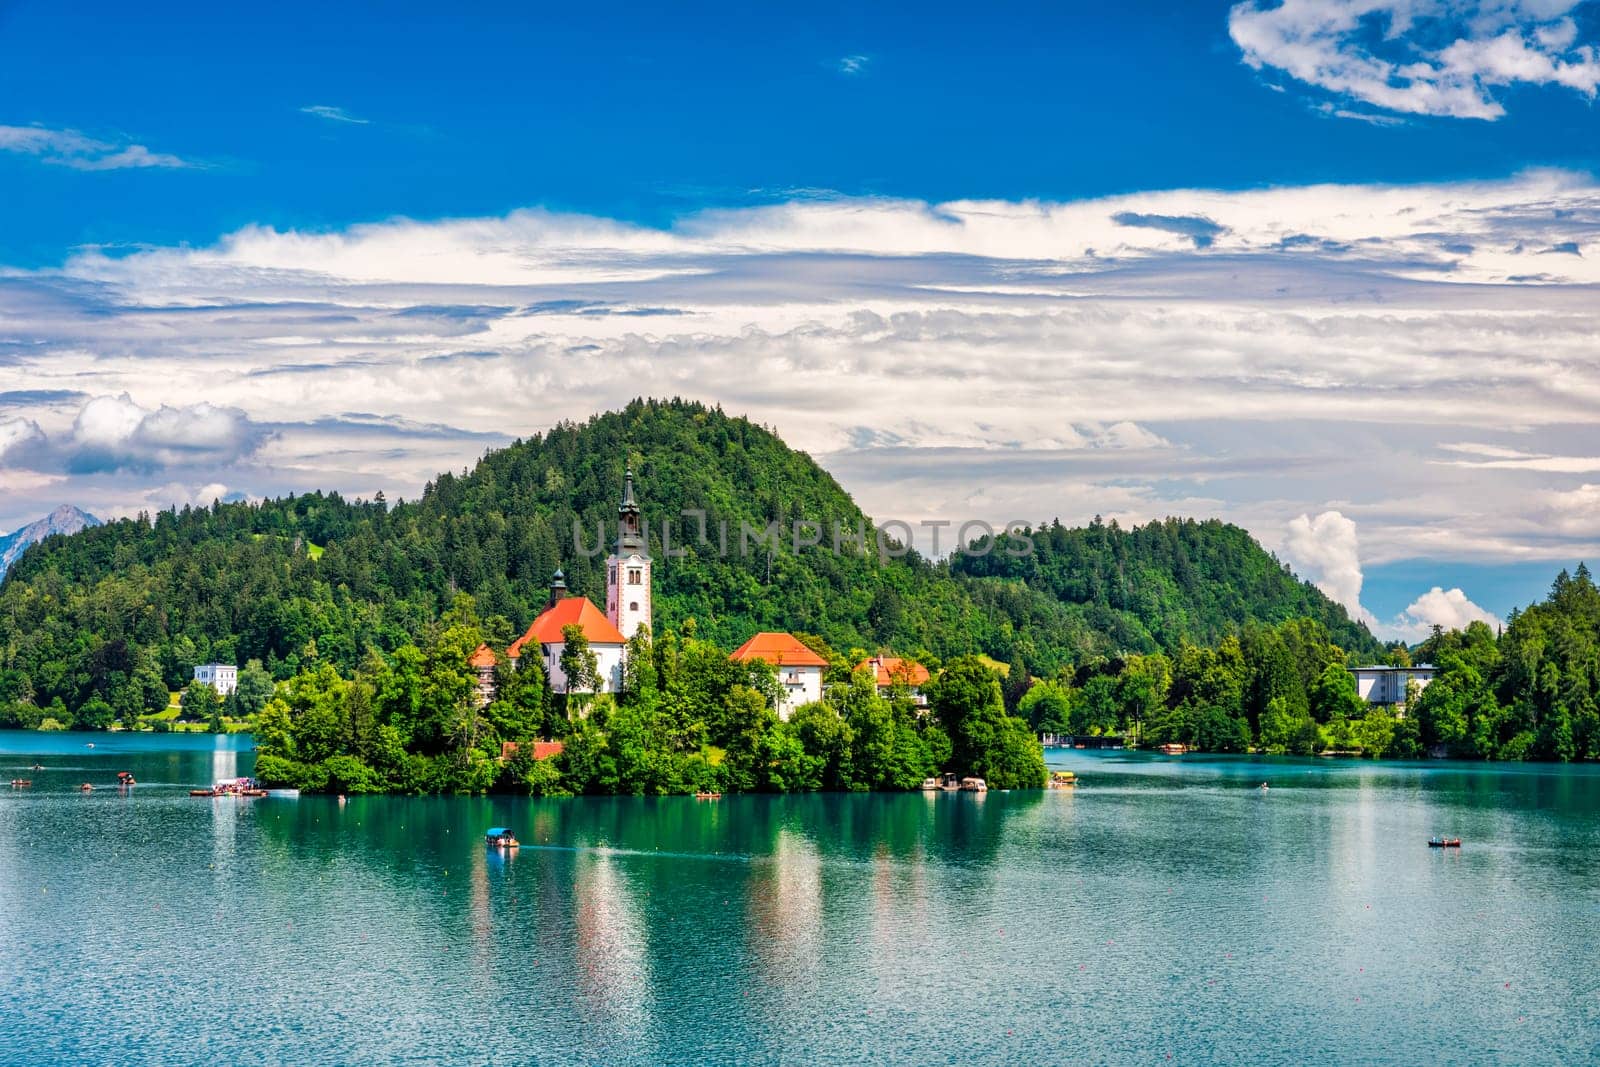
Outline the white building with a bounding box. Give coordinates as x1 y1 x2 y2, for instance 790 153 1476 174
605 468 653 641
731 632 826 720
192 663 237 696
508 572 627 696
1350 664 1436 710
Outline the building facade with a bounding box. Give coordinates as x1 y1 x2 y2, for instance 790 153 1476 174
856 655 931 707
1349 664 1436 710
508 573 628 695
192 663 237 697
731 632 826 720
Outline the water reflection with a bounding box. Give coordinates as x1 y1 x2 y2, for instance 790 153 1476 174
746 828 822 984
574 849 655 1046
8 742 1600 1066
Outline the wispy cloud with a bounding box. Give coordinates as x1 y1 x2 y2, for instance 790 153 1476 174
0 124 194 170
299 105 370 125
1230 0 1600 120
1311 102 1407 127
836 54 870 76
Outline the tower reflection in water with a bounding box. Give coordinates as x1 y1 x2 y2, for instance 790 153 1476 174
574 849 655 1043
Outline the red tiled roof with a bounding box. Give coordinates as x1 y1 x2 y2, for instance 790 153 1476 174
500 740 565 761
730 632 827 668
469 644 498 669
508 596 625 658
856 656 930 688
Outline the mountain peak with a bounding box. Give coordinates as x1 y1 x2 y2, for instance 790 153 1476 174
0 505 101 577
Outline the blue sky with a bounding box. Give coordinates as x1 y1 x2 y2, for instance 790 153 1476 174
4 0 1600 637
6 0 1600 264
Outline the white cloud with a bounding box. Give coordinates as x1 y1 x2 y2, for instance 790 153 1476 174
1 395 272 475
1283 510 1376 624
0 124 194 170
1 175 1600 576
0 416 46 462
300 105 369 125
1229 0 1600 119
837 55 870 75
1387 585 1503 641
1282 509 1505 640
1536 483 1600 534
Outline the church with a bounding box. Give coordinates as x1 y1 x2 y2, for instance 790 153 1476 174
518 468 650 694
471 468 852 718
472 469 650 701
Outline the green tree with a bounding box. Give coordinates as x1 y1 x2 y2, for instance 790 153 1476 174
927 656 1044 789
559 623 601 711
230 659 276 718
179 680 222 724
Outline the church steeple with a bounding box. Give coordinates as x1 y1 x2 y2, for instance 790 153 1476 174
606 467 652 640
617 466 645 554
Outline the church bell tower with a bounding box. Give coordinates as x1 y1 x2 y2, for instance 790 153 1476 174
605 467 652 640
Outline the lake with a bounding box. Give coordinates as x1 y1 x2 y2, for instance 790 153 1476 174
1 733 1597 1066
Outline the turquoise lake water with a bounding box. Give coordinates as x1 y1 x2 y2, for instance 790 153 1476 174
1 732 1597 1065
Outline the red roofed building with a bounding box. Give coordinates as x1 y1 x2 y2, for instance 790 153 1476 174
731 632 827 720
500 740 565 762
507 571 627 696
856 655 931 707
469 644 498 707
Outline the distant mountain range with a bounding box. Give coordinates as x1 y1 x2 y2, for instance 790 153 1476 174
0 505 100 576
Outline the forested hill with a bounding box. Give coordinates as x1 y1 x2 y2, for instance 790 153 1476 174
0 398 1379 717
954 517 1384 659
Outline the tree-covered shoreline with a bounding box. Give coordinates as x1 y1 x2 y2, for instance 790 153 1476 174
249 595 1045 795
1 401 1593 768
0 400 1380 733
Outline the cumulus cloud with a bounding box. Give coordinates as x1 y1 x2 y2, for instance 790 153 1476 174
1229 0 1600 119
1388 585 1503 641
836 55 870 75
2 395 272 475
0 416 46 462
71 396 270 472
1282 509 1505 640
1284 510 1375 623
0 124 194 170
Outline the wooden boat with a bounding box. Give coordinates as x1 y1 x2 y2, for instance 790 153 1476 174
79 783 94 792
189 789 216 797
1048 771 1077 789
9 779 31 788
485 827 520 849
920 777 940 791
1427 837 1462 848
117 772 136 786
1159 743 1187 755
694 791 722 800
959 777 988 792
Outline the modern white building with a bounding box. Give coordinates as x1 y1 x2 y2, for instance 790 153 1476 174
1350 664 1436 710
192 663 238 696
731 632 826 720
